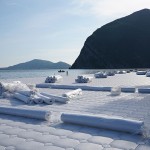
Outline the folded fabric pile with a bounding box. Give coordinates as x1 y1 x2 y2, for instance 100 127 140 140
0 81 31 96
62 88 82 99
94 72 107 78
45 75 63 83
75 75 93 83
0 81 55 105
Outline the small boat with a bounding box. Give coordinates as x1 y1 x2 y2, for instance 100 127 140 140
58 70 65 73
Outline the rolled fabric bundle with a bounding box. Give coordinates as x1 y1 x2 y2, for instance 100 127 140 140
0 82 8 95
118 70 127 74
77 75 85 80
136 71 147 75
75 79 82 83
146 71 150 77
36 83 111 92
2 92 13 98
41 92 69 103
107 72 115 76
85 77 93 83
84 86 111 91
30 95 43 104
45 75 63 83
111 87 121 96
46 84 111 91
76 75 93 83
115 70 121 74
51 84 84 90
13 92 33 104
94 72 107 78
61 113 144 134
0 106 51 121
36 93 55 105
45 76 50 83
17 90 35 97
62 88 82 98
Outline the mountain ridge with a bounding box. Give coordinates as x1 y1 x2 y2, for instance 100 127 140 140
0 59 71 70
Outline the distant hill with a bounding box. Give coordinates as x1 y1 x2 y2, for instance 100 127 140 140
0 59 71 70
71 9 150 69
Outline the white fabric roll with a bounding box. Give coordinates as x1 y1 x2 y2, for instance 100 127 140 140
111 87 121 96
17 90 35 97
37 83 111 91
30 95 43 104
94 72 107 78
36 83 51 88
138 88 150 93
51 84 111 91
2 92 13 98
121 87 136 93
146 71 150 77
118 70 127 74
0 106 51 121
13 93 33 104
36 93 55 105
77 75 86 79
41 92 69 103
136 71 147 75
0 82 7 95
107 72 115 76
61 113 144 134
62 89 82 98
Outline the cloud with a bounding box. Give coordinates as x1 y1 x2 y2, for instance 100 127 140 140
71 0 150 18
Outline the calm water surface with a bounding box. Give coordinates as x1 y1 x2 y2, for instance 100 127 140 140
0 69 130 79
0 69 101 79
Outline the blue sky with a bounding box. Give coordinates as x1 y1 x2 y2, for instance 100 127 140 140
0 0 150 67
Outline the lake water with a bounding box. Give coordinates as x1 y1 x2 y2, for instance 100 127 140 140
0 69 131 79
0 69 103 79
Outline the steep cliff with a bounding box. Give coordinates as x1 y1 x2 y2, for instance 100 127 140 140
71 9 150 69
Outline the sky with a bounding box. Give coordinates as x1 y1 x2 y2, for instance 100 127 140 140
0 0 150 67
